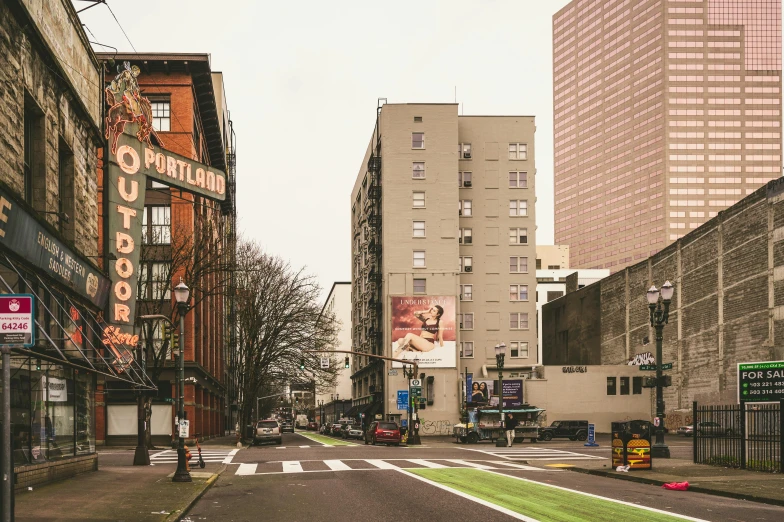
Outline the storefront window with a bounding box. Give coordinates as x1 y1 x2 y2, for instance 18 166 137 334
76 371 95 454
47 366 74 459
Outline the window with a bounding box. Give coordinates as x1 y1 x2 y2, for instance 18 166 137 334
509 228 528 244
548 265 560 269
620 377 630 395
413 221 426 237
510 257 528 273
414 116 423 122
460 284 473 301
413 278 426 294
459 200 472 216
413 192 425 208
459 171 472 187
58 140 74 237
459 256 473 273
547 291 564 302
509 143 528 160
536 258 542 269
460 341 474 358
509 341 528 358
459 228 472 244
24 103 34 204
509 285 528 301
510 312 529 329
413 250 426 267
413 162 425 179
509 171 528 188
137 262 171 300
142 206 171 244
150 100 171 132
459 143 472 159
412 132 425 149
607 377 617 395
459 313 474 330
633 376 642 394
509 200 528 217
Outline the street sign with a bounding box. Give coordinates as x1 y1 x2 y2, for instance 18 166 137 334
738 360 784 403
0 294 35 347
178 419 190 438
410 379 421 387
388 369 398 376
639 363 673 371
584 423 598 447
320 356 330 369
397 390 409 410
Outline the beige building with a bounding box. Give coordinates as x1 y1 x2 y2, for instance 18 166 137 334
316 282 353 424
350 103 537 431
553 0 782 271
536 245 570 270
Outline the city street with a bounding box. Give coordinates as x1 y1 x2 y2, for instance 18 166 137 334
176 431 784 522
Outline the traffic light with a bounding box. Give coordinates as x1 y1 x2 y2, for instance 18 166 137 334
299 358 305 370
36 359 41 371
344 356 350 369
172 332 179 352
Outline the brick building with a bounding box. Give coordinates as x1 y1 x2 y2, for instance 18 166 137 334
0 0 153 489
543 178 784 430
96 53 236 445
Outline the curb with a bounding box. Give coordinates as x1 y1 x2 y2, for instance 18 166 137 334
567 467 784 508
165 464 226 522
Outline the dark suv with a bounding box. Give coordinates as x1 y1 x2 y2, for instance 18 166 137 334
538 420 589 441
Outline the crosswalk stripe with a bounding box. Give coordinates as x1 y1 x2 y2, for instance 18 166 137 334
282 461 303 473
444 459 494 469
407 459 447 469
492 461 542 470
367 459 399 470
324 460 351 471
237 463 257 475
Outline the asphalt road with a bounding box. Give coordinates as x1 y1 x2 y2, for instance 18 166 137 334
178 431 784 522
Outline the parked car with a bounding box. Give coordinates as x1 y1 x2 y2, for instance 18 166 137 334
696 421 733 437
280 421 294 433
342 424 364 440
254 419 282 445
364 421 401 446
330 423 343 436
677 425 694 437
306 421 319 431
538 420 589 441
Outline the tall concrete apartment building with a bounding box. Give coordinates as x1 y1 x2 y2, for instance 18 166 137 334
350 103 537 428
553 0 782 270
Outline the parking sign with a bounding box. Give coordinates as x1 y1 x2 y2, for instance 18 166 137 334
0 294 35 347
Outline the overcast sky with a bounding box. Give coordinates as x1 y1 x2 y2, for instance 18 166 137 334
76 0 571 298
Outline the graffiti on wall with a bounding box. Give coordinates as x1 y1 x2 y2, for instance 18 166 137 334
627 352 655 366
420 419 453 436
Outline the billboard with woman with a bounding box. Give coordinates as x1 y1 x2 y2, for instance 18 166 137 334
391 296 456 368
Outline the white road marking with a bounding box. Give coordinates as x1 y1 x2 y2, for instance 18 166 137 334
324 460 351 471
491 461 545 471
407 459 447 469
282 461 304 473
460 447 605 460
223 449 240 464
444 459 494 470
366 459 400 470
396 469 539 521
236 463 257 475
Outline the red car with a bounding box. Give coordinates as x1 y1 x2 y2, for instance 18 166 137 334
364 421 401 446
306 422 318 431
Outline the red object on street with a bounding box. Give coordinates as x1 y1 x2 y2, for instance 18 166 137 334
662 481 690 491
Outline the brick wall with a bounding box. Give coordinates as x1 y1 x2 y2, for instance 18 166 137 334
14 454 98 491
543 180 784 425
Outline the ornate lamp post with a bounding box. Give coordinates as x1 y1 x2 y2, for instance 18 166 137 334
172 280 192 482
647 280 674 459
494 343 507 447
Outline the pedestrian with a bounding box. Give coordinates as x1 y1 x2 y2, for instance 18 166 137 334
505 413 518 447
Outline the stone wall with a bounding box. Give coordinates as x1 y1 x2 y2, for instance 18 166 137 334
0 1 101 256
14 454 98 491
543 180 784 420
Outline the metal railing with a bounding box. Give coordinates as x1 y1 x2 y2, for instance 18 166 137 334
693 401 782 472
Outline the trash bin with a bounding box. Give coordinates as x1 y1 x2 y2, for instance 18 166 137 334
245 424 255 441
611 420 652 470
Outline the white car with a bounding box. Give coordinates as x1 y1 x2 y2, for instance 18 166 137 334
254 419 282 445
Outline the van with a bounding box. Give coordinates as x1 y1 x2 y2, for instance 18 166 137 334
295 414 308 429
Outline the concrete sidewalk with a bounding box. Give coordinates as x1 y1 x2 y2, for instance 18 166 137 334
567 455 784 506
14 440 240 521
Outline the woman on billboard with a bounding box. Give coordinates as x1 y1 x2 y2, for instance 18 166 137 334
393 305 444 357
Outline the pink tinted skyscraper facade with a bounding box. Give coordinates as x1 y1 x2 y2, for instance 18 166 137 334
553 0 782 271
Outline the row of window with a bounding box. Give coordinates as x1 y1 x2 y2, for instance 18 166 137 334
460 341 528 359
455 312 530 330
456 200 529 218
409 134 529 161
607 376 643 396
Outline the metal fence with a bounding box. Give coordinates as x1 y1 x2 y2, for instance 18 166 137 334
693 401 782 473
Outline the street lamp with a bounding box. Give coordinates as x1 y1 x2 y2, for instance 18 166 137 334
318 400 324 427
173 279 192 482
647 280 674 459
495 343 507 447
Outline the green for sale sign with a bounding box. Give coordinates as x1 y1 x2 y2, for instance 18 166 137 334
738 361 784 403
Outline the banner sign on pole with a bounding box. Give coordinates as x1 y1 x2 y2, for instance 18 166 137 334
397 390 409 411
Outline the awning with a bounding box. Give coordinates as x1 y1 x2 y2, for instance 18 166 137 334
344 405 359 417
0 253 155 389
366 402 382 419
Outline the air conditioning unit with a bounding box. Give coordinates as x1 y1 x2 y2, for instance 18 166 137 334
465 266 473 272
458 237 463 243
458 210 462 216
463 152 472 159
465 236 472 244
459 323 463 328
464 181 472 187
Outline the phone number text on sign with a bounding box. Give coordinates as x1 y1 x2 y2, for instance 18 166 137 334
0 294 35 347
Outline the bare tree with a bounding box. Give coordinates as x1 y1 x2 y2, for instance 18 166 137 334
136 204 232 448
232 239 340 430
